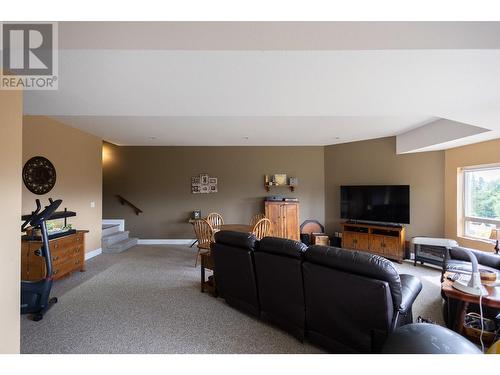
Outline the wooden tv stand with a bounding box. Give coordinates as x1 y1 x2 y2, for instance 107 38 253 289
341 222 405 263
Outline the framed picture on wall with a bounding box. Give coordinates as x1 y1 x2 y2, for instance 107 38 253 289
191 173 218 194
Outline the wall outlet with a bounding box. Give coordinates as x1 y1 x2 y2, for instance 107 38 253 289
90 201 95 208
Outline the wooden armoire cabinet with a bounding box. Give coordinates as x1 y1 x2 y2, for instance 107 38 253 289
264 201 300 241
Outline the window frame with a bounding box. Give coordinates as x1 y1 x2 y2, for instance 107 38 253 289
462 165 500 241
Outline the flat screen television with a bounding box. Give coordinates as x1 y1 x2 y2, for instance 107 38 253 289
340 185 410 224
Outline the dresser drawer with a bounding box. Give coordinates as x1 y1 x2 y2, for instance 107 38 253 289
51 245 77 262
73 244 83 256
50 234 82 250
51 246 72 260
52 256 84 279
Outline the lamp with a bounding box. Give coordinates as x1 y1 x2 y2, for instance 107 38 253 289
489 228 499 255
452 248 488 296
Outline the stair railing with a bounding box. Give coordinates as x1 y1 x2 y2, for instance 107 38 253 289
116 195 143 215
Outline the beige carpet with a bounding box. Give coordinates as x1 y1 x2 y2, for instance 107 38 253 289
21 245 444 354
394 260 445 326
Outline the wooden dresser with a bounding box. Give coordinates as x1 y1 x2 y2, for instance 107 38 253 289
265 201 300 241
21 230 87 281
342 222 405 262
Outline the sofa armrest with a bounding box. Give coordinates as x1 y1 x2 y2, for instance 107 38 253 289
398 274 422 313
449 246 500 271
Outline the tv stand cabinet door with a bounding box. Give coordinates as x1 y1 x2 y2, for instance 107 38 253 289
369 235 385 256
342 231 356 250
356 233 369 251
342 231 369 251
383 236 402 260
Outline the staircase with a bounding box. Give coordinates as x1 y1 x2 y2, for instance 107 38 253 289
102 224 138 254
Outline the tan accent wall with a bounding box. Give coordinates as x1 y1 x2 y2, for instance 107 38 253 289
22 116 102 253
444 138 500 252
103 143 325 238
0 91 22 353
324 137 445 239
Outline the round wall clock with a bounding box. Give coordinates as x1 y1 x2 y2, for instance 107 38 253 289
22 156 57 195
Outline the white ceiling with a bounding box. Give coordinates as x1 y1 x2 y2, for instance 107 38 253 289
57 22 500 50
22 22 500 147
396 119 491 154
50 116 431 146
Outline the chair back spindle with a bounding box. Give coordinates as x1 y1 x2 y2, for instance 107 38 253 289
252 218 272 240
206 212 224 230
250 213 266 227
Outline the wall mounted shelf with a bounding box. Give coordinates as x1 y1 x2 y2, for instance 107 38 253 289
264 174 297 192
264 183 295 192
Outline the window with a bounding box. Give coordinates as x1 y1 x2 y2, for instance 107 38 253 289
463 166 500 240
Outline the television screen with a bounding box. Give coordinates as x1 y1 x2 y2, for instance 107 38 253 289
340 185 410 224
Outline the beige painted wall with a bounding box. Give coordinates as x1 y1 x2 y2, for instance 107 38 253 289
0 91 22 353
23 117 102 253
103 143 325 238
324 137 445 239
444 138 500 252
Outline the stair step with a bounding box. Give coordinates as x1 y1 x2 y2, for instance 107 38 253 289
102 224 120 237
103 238 138 254
102 231 130 247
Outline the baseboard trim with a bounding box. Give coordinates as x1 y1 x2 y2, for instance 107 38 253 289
137 239 195 245
85 248 102 260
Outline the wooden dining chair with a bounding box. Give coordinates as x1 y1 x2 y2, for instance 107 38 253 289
250 213 266 227
251 218 272 240
206 212 224 230
192 219 214 267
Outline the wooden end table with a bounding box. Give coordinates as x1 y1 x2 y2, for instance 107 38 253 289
441 271 500 334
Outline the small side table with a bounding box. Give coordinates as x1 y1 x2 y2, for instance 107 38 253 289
200 251 217 296
441 272 500 334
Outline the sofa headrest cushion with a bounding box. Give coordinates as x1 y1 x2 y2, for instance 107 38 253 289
304 245 402 307
214 230 257 250
257 237 308 259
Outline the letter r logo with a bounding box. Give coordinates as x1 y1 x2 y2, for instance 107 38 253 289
2 23 53 76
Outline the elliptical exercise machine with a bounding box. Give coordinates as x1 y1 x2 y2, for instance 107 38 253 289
21 198 62 321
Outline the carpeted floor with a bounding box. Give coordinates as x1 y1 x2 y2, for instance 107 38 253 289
21 245 444 354
394 260 445 326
